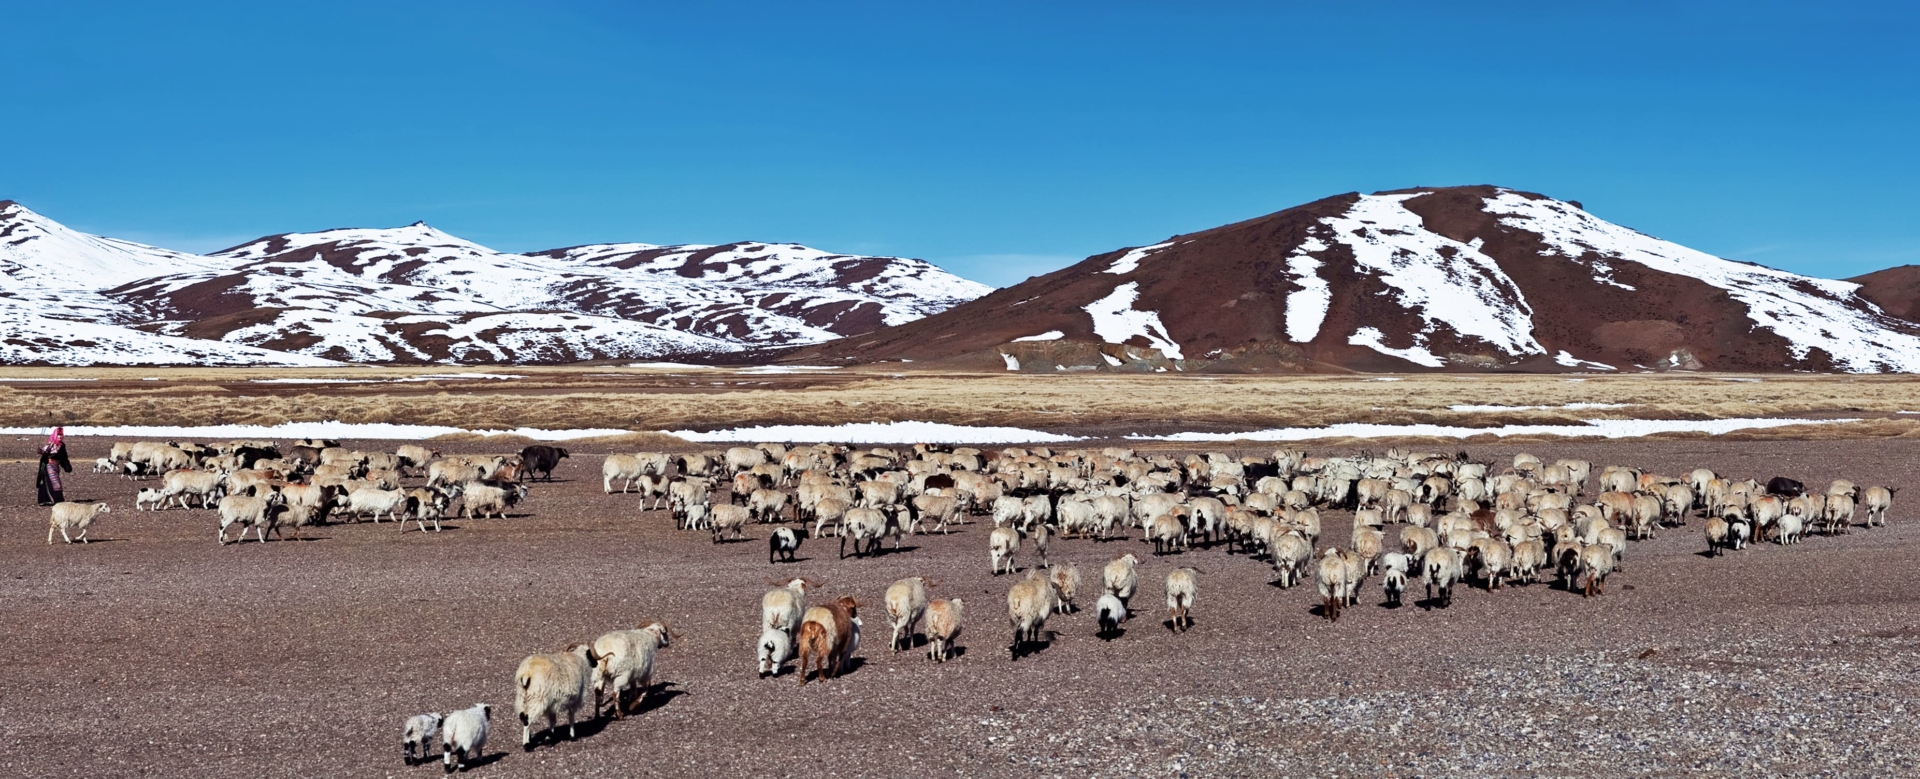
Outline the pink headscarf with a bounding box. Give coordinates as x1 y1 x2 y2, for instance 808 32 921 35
47 427 63 449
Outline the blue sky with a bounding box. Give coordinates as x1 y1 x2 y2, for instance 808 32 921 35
3 2 1916 286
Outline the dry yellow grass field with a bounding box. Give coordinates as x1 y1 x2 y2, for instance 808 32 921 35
3 366 1920 443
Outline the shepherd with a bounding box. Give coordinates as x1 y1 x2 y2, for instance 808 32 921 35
37 426 71 506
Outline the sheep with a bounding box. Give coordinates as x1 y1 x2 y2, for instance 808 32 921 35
1467 538 1511 590
517 445 568 482
758 626 794 677
1027 521 1050 567
1863 486 1894 528
1145 512 1186 556
670 478 713 528
1007 573 1060 660
710 504 750 543
1103 552 1141 607
603 454 647 493
590 622 671 720
1597 527 1628 571
404 487 448 533
762 577 815 636
393 444 438 476
514 643 597 750
748 488 790 524
460 480 525 521
1826 493 1857 533
885 576 933 651
1048 564 1082 613
160 469 225 510
1776 513 1803 545
796 597 861 685
402 712 441 766
1270 531 1312 589
839 507 892 557
47 502 110 545
337 486 409 524
217 492 284 545
1580 544 1615 597
925 598 964 662
440 703 489 772
1165 567 1198 633
768 527 802 563
989 526 1020 574
1351 525 1384 575
135 487 165 512
1316 549 1354 622
991 496 1026 528
1705 517 1730 556
1422 546 1463 608
910 493 963 535
1510 538 1546 585
1095 592 1127 639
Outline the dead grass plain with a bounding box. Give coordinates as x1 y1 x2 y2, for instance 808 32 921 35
2 366 1920 444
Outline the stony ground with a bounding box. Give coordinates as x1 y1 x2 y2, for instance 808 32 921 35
0 435 1915 778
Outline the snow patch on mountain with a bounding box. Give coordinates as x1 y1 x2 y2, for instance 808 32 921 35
1284 234 1332 342
1085 282 1184 359
1104 242 1174 275
1317 194 1546 360
1348 326 1444 367
1486 191 1920 372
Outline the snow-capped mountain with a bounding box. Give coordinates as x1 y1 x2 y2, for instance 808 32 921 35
798 186 1920 373
0 200 989 365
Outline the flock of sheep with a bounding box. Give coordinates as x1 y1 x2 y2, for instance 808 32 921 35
35 437 1898 771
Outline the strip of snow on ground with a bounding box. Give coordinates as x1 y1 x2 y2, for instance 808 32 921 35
1143 417 1852 442
1012 331 1065 342
1349 327 1443 367
670 421 1079 444
0 421 628 441
1084 282 1184 359
1315 194 1547 361
1485 190 1920 372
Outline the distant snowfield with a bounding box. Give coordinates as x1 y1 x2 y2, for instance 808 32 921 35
0 422 628 441
670 421 1079 444
1143 417 1853 442
249 373 525 384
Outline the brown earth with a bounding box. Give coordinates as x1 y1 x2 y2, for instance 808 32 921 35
1849 265 1920 323
2 434 1917 776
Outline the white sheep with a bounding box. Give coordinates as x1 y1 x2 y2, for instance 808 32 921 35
1579 543 1615 597
762 577 814 636
1863 486 1894 528
709 504 750 543
602 454 646 493
1007 573 1059 660
1316 549 1354 621
440 703 490 772
48 502 110 545
135 488 165 512
590 622 671 720
989 526 1020 575
217 492 284 545
1380 552 1410 607
1095 591 1128 638
514 643 596 750
1103 552 1140 607
1048 564 1082 614
402 712 441 766
885 576 933 651
1271 531 1312 589
1423 546 1463 608
1165 567 1198 633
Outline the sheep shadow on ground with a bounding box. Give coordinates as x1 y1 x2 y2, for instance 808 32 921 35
623 682 686 717
1010 630 1057 660
462 752 508 770
1096 626 1126 641
1416 595 1451 611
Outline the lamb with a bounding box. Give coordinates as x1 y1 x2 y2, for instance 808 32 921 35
925 598 964 662
47 502 110 544
1316 549 1354 622
1103 552 1140 607
768 527 802 563
1380 552 1410 607
590 622 671 719
758 626 794 677
1422 546 1463 608
1775 513 1803 545
885 576 933 651
402 712 441 766
988 526 1020 574
217 492 284 545
440 703 489 772
135 487 165 512
514 643 597 750
405 487 448 533
1095 592 1128 638
710 504 750 543
1007 573 1060 660
1579 543 1615 597
1048 563 1082 613
1165 567 1198 633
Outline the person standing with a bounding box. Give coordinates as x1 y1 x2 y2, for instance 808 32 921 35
37 426 71 506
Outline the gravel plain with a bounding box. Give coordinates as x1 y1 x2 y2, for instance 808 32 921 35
0 435 1915 778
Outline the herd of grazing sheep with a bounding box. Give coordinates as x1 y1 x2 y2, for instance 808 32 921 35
34 437 1899 770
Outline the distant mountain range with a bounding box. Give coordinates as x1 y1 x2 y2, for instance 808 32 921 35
795 185 1920 373
0 200 991 365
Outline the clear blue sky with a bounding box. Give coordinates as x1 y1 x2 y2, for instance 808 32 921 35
4 2 1916 286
